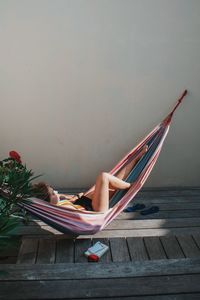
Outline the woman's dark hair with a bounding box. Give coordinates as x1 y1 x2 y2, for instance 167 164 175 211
31 182 51 202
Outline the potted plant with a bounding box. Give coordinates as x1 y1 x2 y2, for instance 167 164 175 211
0 151 41 255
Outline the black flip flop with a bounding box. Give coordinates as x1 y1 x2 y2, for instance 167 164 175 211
140 206 159 215
124 203 146 212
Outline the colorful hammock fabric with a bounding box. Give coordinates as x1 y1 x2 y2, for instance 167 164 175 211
19 90 187 235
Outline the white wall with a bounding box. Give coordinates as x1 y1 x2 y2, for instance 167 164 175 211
0 0 200 188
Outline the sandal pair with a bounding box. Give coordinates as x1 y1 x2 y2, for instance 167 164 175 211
124 203 159 215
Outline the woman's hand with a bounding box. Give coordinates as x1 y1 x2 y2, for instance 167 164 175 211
78 192 84 198
69 192 84 202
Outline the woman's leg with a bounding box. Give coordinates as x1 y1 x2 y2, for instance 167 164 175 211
92 172 130 212
86 145 148 207
115 145 148 181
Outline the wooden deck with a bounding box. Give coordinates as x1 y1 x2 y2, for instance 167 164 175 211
1 187 200 299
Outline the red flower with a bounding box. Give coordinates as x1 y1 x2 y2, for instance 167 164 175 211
9 151 22 164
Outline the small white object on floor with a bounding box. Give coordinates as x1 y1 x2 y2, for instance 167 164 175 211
85 241 109 258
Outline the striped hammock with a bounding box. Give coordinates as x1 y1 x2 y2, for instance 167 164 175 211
19 90 187 235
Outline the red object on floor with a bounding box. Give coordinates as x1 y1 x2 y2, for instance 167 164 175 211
88 254 99 262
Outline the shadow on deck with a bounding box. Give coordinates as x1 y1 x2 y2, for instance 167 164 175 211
1 187 200 299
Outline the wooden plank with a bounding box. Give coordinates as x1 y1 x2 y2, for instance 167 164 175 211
106 218 200 230
65 294 200 300
156 202 200 210
177 235 200 258
92 238 112 263
10 226 200 239
74 238 92 263
117 210 200 219
19 227 200 240
144 237 167 260
132 197 200 203
9 217 200 240
129 202 200 210
8 221 200 238
160 236 185 259
16 238 38 264
109 238 130 262
36 238 56 264
12 217 200 234
55 239 74 263
154 202 200 210
84 227 200 238
136 189 200 197
1 274 200 299
7 214 200 238
127 237 149 261
1 258 200 280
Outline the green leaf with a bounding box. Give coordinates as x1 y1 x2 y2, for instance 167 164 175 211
0 216 20 235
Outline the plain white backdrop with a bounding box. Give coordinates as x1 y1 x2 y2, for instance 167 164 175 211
0 0 199 188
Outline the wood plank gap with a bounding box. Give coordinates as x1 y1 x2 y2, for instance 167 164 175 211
175 236 187 258
143 237 151 260
143 238 153 260
109 238 113 262
125 237 131 261
144 237 167 260
160 236 185 259
126 237 149 261
192 235 200 252
176 235 200 258
34 239 39 264
109 238 130 262
36 238 56 264
73 238 75 263
192 234 200 250
159 237 170 259
54 238 58 264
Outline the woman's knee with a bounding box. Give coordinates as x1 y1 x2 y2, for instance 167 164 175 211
97 171 109 182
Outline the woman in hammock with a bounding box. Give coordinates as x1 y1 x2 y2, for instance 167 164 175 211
33 145 148 212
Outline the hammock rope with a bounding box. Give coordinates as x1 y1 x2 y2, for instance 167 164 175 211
19 90 187 235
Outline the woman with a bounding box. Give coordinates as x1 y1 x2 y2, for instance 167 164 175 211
32 145 148 212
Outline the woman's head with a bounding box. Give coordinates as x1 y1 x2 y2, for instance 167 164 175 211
32 182 58 203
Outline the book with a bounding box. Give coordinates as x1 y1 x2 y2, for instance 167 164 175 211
84 241 109 258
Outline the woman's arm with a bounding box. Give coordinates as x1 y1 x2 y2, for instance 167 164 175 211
57 192 85 202
59 193 74 200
